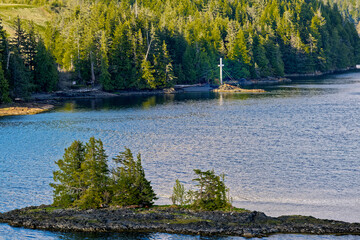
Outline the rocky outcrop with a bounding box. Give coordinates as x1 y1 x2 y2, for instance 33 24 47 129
1 205 359 238
0 103 54 117
213 84 265 93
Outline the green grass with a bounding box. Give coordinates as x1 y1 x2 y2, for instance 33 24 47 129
27 206 61 213
0 4 34 9
0 3 53 36
155 217 211 225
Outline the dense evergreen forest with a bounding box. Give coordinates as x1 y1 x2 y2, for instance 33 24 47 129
325 0 360 31
0 0 359 103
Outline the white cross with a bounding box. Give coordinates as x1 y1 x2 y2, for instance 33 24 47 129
218 58 224 85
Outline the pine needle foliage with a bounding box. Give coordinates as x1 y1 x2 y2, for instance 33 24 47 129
190 169 232 211
51 138 156 209
110 148 157 207
50 140 85 208
75 137 109 209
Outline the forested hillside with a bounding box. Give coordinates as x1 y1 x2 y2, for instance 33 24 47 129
0 0 359 102
324 0 360 32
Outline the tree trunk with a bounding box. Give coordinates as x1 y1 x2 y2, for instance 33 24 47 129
90 51 95 86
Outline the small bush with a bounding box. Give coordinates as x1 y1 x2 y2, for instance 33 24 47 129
171 179 185 205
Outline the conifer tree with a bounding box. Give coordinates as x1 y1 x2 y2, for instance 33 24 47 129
111 148 157 207
182 45 197 83
0 64 10 103
34 38 58 92
12 17 27 57
0 19 10 103
0 18 9 73
50 140 85 207
252 35 270 77
153 41 175 87
98 30 111 90
141 58 156 89
10 17 30 98
76 137 109 209
9 52 30 99
109 22 134 89
190 169 231 211
24 22 37 77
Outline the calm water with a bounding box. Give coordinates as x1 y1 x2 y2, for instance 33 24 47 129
1 72 360 239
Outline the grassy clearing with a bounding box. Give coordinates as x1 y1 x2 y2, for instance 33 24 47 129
0 3 53 36
0 4 34 9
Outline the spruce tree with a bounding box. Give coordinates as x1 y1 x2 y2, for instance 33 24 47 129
50 140 85 208
0 64 10 103
76 137 109 209
98 31 111 90
191 169 231 211
34 38 58 92
153 41 175 88
0 18 8 73
9 52 30 99
111 148 157 207
141 58 156 89
10 17 30 99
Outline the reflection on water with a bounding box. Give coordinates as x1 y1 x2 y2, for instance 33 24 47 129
1 72 360 239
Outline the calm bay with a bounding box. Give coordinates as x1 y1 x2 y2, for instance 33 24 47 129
1 72 360 239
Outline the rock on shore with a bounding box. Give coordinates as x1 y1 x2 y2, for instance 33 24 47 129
213 84 265 93
0 205 359 238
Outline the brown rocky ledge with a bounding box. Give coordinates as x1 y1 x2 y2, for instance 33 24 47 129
0 205 359 238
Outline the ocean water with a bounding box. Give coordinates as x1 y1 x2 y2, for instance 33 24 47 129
1 72 360 239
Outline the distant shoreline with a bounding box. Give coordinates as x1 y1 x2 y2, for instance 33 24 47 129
0 205 359 238
1 68 359 117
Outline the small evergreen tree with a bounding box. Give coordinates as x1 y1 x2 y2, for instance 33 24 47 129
9 52 30 99
0 18 9 73
190 169 231 211
141 58 156 89
50 140 85 207
171 179 185 206
34 38 58 92
98 30 112 91
0 64 10 103
76 137 109 209
110 148 157 207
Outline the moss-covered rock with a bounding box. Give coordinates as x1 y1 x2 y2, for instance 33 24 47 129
0 205 359 237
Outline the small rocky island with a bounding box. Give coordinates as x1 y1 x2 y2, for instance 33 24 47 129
0 205 360 238
2 138 357 238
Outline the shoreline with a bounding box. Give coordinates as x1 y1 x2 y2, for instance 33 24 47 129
2 68 359 117
284 67 359 78
0 205 359 238
0 102 55 117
